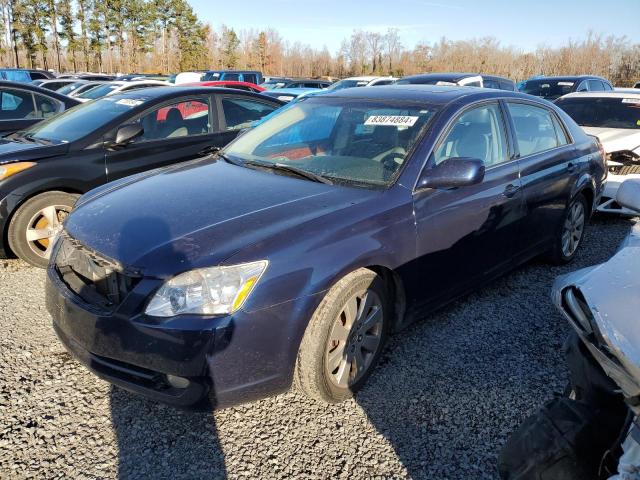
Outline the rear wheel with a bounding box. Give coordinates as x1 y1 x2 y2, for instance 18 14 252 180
8 191 79 268
547 193 588 264
295 268 390 403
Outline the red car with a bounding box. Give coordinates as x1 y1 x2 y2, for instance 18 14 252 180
183 81 265 93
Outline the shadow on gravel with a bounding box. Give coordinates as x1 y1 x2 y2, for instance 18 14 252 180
110 389 226 479
108 217 228 479
353 216 635 479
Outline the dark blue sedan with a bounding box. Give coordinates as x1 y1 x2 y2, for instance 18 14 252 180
45 86 606 409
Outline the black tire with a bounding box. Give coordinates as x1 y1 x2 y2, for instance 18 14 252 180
7 191 79 268
546 193 588 265
295 268 390 403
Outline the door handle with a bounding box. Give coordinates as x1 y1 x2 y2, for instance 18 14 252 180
567 162 576 172
503 184 521 198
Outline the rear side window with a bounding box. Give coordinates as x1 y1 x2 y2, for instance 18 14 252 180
221 97 278 130
588 80 605 92
243 74 258 84
0 89 36 119
507 103 560 156
483 79 500 89
434 103 509 168
499 81 516 91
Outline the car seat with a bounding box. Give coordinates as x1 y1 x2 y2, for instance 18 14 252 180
161 108 188 138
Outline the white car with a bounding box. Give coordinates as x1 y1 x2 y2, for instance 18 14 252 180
326 76 396 91
75 80 170 103
556 91 640 215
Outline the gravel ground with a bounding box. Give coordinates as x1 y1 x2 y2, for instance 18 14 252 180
0 215 635 480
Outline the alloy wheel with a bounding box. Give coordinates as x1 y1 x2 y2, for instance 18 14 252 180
325 289 384 388
25 204 70 260
561 201 585 257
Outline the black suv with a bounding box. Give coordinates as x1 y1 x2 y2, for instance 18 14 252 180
396 73 516 91
519 75 614 100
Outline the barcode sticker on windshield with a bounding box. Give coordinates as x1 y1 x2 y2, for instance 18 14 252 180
622 98 640 104
364 115 419 127
116 99 143 107
557 82 574 86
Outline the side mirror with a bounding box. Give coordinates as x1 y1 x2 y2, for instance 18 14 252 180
114 124 143 146
417 157 485 190
616 179 640 213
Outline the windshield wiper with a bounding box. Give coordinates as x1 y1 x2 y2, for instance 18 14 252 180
213 151 243 166
244 160 333 185
24 134 54 145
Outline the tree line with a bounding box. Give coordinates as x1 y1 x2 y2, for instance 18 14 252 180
0 1 639 86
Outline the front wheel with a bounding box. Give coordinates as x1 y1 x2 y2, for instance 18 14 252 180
7 191 79 268
547 193 588 265
295 268 390 403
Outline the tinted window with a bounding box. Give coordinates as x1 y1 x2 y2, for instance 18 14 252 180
521 79 577 100
575 81 588 92
371 80 394 86
77 84 121 99
507 103 559 156
434 103 508 168
224 98 438 187
556 97 640 130
243 74 258 84
588 80 605 92
0 89 35 119
483 79 500 89
499 80 516 91
221 97 277 130
129 99 211 142
223 73 241 81
33 93 61 118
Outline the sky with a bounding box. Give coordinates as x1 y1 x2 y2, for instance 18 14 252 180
190 0 640 54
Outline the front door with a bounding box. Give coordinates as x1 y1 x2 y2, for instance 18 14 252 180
105 96 228 181
407 102 526 308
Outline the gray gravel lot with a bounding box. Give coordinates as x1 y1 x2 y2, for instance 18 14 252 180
0 216 635 480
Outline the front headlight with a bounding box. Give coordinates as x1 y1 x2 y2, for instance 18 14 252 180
145 260 268 317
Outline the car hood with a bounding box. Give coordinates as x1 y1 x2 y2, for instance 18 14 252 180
64 159 374 277
582 127 640 154
0 138 67 160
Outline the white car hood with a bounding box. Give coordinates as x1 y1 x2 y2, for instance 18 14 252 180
582 127 640 154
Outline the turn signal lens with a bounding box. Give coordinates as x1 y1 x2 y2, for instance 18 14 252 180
0 162 36 180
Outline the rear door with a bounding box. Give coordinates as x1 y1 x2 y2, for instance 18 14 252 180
105 95 228 180
410 101 525 306
504 101 577 255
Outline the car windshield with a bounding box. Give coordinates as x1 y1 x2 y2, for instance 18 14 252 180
557 97 640 130
77 83 120 99
520 79 576 100
57 82 84 95
17 97 138 144
224 97 438 187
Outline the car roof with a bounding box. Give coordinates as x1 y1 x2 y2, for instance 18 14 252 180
527 75 608 81
342 76 392 82
401 72 479 82
109 86 285 102
560 91 640 99
312 84 524 105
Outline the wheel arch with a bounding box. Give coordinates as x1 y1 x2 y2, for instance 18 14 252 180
3 186 83 257
365 265 407 332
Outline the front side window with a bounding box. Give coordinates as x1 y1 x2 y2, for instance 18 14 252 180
434 103 508 168
507 103 560 156
33 93 61 118
556 97 640 130
128 99 211 142
221 97 277 130
224 97 438 187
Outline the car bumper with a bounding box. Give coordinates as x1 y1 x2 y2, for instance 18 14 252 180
598 172 640 215
46 265 313 410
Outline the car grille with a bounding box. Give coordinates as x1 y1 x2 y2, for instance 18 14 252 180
53 233 141 312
